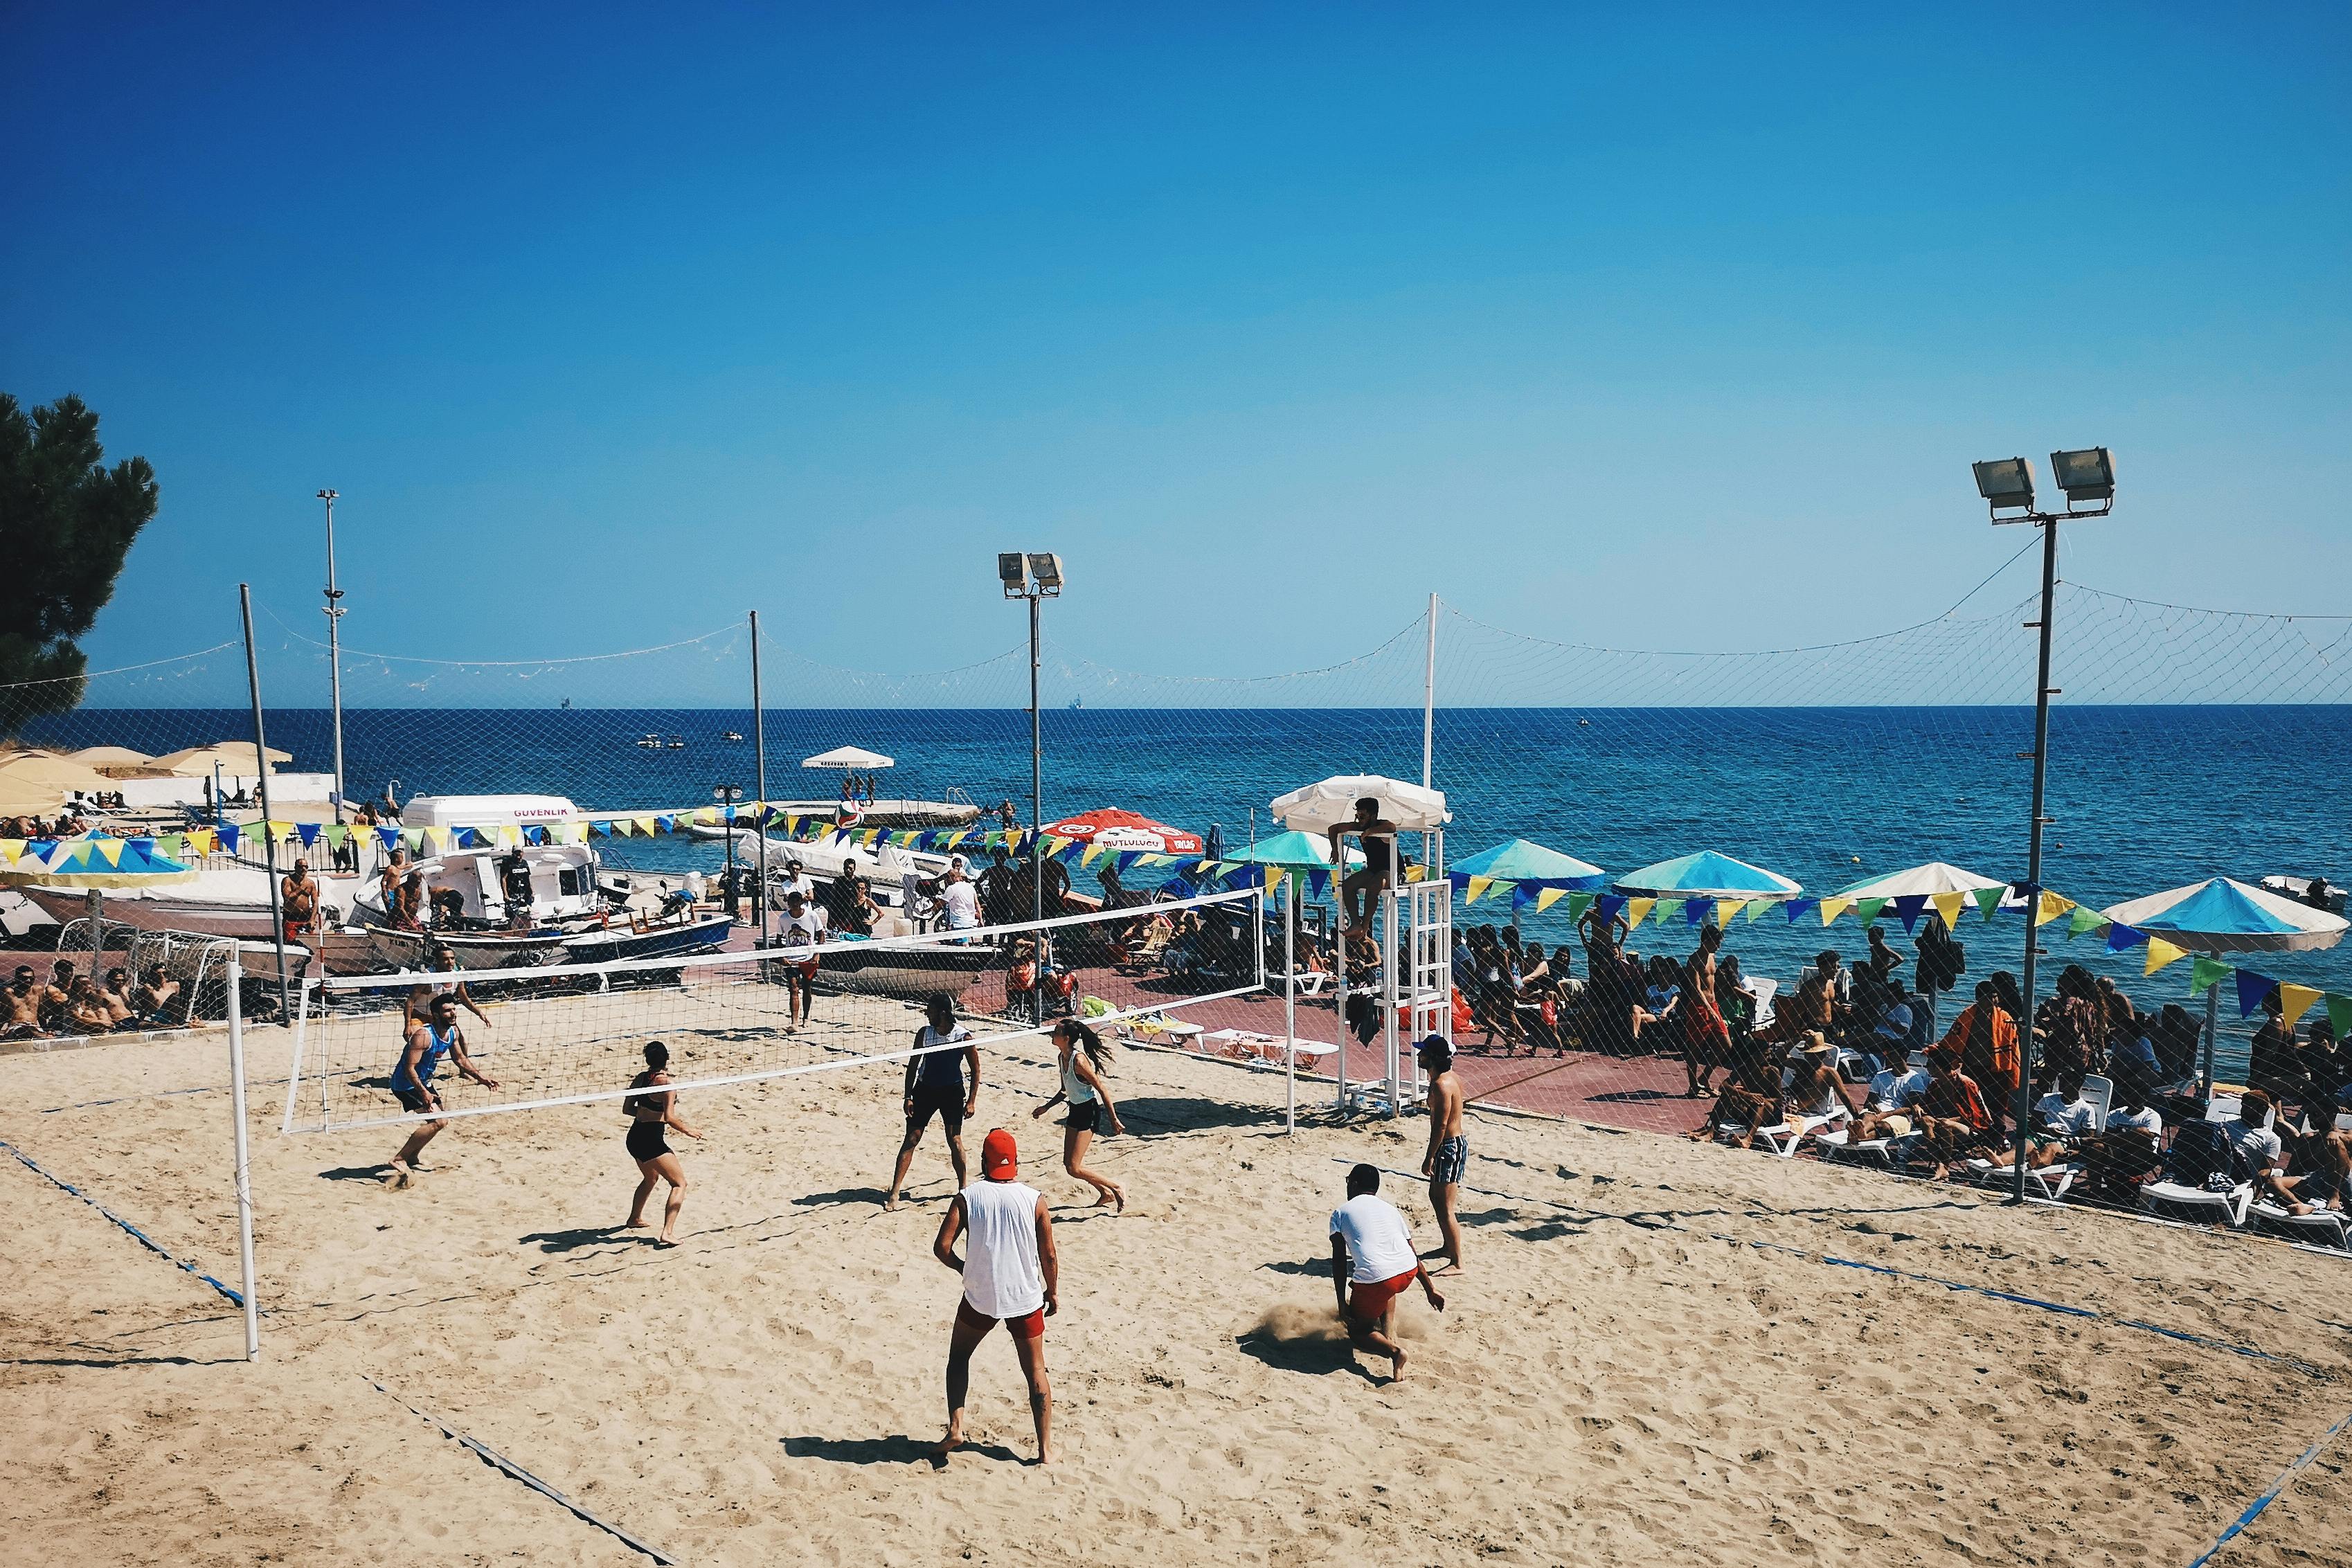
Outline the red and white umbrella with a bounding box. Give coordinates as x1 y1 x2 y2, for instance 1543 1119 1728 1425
1042 808 1203 856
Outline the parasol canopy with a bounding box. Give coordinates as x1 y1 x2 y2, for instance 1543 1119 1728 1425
0 837 197 889
1043 808 1203 856
1218 829 1361 871
2100 877 2347 955
1614 850 1802 899
67 745 153 771
152 741 292 777
1450 837 1607 894
1831 860 2011 901
801 745 894 770
0 751 111 794
1269 774 1449 834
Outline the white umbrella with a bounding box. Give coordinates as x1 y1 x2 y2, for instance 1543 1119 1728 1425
1831 860 2011 901
2100 876 2347 955
801 745 895 770
1268 773 1449 833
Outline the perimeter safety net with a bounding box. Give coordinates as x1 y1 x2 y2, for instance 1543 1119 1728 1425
282 887 1266 1134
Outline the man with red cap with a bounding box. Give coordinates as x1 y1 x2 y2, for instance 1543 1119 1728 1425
932 1127 1059 1464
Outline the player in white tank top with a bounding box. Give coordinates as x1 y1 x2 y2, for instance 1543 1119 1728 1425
933 1128 1059 1464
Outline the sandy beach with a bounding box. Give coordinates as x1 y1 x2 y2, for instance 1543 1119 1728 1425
7 1014 2351 1567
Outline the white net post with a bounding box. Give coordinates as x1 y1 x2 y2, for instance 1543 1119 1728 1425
226 947 260 1360
1282 876 1296 1135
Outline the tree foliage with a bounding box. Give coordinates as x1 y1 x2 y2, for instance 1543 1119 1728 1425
0 393 159 717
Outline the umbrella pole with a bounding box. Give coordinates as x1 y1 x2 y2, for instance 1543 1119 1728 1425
1334 836 1349 1113
2202 983 2218 1104
1284 878 1296 1135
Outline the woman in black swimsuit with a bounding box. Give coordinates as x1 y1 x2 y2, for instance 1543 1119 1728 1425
624 1040 703 1245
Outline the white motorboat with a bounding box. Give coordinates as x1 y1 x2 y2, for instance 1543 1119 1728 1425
20 865 364 940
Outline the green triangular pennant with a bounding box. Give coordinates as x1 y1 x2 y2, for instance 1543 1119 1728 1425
1972 886 2004 921
2189 956 2232 996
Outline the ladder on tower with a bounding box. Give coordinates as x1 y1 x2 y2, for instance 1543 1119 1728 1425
1379 876 1454 1114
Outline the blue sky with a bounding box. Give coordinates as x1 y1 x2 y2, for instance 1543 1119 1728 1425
6 4 2346 692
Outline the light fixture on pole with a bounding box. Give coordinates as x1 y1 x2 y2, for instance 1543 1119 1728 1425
317 489 348 835
1000 551 1064 1024
713 784 745 921
1972 446 2117 1206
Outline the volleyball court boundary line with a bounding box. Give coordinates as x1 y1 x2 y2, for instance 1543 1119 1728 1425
286 886 1268 1135
1 1135 246 1308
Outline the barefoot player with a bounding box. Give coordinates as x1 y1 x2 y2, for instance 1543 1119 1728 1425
886 993 980 1210
387 994 499 1181
933 1129 1058 1464
1329 1163 1446 1382
1417 1035 1467 1273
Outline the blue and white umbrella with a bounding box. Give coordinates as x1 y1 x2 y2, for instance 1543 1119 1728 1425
1613 849 1801 900
2100 876 2346 955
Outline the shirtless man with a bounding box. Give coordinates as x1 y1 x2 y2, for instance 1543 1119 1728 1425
1681 923 1732 1098
100 968 137 1027
132 966 181 1023
395 870 427 932
3 966 46 1038
1327 797 1399 928
282 858 320 941
1418 1035 1468 1273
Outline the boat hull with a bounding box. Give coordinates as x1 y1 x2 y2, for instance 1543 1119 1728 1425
562 914 735 966
368 926 569 972
811 938 996 1002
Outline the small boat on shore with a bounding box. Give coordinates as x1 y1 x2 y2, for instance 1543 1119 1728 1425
813 935 996 1002
562 911 734 965
367 924 570 971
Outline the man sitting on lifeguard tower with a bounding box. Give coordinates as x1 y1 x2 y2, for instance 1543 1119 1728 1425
1328 796 1399 928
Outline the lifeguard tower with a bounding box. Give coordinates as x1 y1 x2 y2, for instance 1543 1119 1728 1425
1269 774 1451 1116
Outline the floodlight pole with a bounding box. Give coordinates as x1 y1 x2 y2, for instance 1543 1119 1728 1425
750 611 769 949
2009 515 2060 1205
1422 591 1437 791
1027 590 1044 1022
318 490 346 829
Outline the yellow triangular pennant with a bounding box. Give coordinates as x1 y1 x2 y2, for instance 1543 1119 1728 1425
1466 876 1494 905
92 838 123 866
1715 899 1744 928
1930 891 1964 928
1534 887 1567 912
2279 983 2323 1029
1820 897 1853 926
2035 891 2074 928
0 839 22 865
2143 937 2188 977
1625 898 1655 926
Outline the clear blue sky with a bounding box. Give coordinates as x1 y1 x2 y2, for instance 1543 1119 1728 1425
6 4 2346 688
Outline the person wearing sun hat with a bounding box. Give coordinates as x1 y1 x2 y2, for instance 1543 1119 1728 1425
931 1128 1059 1464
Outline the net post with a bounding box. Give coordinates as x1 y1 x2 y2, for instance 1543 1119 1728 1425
1332 833 1349 1113
226 945 260 1360
750 609 770 950
280 974 314 1135
238 584 292 1022
1382 887 1400 1117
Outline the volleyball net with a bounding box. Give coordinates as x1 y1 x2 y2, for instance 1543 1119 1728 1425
280 887 1266 1135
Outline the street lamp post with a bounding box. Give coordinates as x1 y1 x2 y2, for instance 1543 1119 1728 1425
999 552 1063 1025
317 490 347 833
713 784 744 921
1971 447 2117 1206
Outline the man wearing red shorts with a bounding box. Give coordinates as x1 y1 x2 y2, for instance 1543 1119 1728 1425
932 1128 1059 1463
1329 1163 1446 1382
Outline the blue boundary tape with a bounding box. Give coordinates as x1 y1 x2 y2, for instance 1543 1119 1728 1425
366 1379 676 1564
2184 1402 2352 1568
1349 1158 2322 1373
0 1136 245 1308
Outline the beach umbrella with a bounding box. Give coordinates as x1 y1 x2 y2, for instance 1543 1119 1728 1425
1829 860 2007 901
1449 837 1608 903
1269 773 1448 833
0 838 197 889
153 741 291 777
67 745 152 772
0 751 111 793
1221 829 1360 871
800 745 895 770
1613 850 1802 899
2099 877 2346 955
1042 808 1203 856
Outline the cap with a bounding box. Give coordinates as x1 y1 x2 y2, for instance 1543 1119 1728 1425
1874 1004 1914 1040
1415 1033 1452 1065
981 1128 1018 1180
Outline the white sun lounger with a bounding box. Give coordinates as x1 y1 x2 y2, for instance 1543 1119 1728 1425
1757 1105 1851 1158
2250 1200 2351 1250
1964 1157 2081 1201
2139 1180 2254 1227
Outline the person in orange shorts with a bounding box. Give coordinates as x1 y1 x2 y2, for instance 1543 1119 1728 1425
932 1129 1059 1463
1329 1163 1446 1382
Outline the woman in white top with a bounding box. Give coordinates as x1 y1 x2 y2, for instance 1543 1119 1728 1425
1031 1019 1126 1211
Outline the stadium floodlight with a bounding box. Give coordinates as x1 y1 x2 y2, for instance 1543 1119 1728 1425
1972 457 2037 520
1026 552 1064 595
997 552 1028 596
2051 447 2116 510
1966 440 2118 1207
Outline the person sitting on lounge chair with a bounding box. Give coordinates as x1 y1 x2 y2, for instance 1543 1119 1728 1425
1914 1047 1993 1180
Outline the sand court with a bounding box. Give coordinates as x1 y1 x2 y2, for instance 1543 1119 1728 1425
8 1018 2352 1566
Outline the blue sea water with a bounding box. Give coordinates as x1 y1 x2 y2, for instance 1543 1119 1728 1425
26 703 2351 1076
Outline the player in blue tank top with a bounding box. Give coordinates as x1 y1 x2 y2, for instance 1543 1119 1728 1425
388 993 499 1184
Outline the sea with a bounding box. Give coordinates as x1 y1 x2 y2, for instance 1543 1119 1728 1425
26 703 2351 1079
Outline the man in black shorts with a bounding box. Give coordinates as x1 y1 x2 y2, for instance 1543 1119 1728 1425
886 993 980 1210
